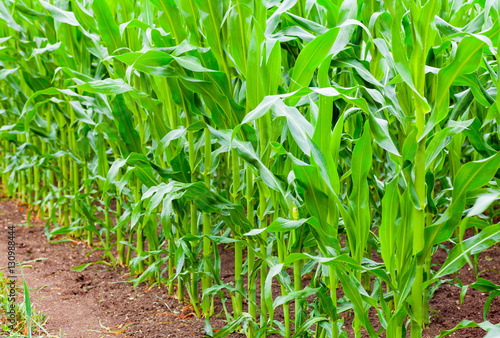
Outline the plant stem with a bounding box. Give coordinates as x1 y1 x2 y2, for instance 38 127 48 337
246 167 256 337
232 149 243 318
411 101 427 338
202 128 213 316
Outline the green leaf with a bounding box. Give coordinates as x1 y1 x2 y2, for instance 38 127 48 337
19 265 32 338
92 0 124 53
75 78 135 95
349 122 372 260
436 320 500 338
467 190 500 217
39 0 79 26
368 114 401 157
423 22 500 139
71 261 107 272
288 0 358 102
433 223 500 280
425 152 500 250
111 94 142 155
268 217 308 232
379 177 399 278
425 120 474 169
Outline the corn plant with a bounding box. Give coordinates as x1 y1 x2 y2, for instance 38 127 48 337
2 0 500 337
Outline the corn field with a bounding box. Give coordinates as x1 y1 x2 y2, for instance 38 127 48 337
1 0 500 337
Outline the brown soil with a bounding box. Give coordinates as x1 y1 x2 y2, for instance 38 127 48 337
0 196 499 337
422 241 500 338
0 198 229 337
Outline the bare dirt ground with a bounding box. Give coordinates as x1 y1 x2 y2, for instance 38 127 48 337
0 197 230 337
0 195 499 337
